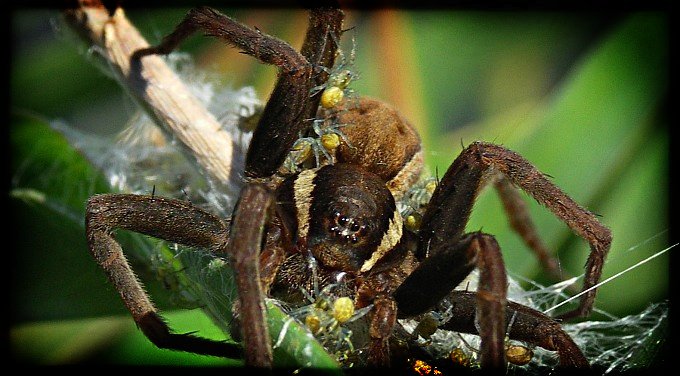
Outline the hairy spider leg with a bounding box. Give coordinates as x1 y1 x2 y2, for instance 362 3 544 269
366 297 398 367
85 194 242 359
393 232 509 368
494 176 576 286
418 141 611 320
134 6 344 179
224 184 277 367
440 291 589 367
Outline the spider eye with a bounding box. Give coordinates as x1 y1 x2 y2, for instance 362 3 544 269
327 209 367 245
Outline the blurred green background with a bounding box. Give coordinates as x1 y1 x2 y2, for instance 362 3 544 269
10 7 669 366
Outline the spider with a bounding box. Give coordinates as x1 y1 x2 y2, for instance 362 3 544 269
83 4 611 369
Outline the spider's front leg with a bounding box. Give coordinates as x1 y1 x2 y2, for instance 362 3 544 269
223 184 281 367
418 141 611 320
87 185 283 367
364 232 509 368
392 141 609 367
85 194 242 359
134 6 344 179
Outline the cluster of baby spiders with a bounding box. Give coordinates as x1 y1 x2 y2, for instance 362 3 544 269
268 41 378 365
281 35 359 174
286 276 372 367
398 286 537 374
277 176 484 370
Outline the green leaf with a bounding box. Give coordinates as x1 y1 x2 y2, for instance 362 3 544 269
10 109 338 368
10 113 119 322
427 13 668 317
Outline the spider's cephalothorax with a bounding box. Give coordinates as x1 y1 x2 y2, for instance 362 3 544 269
278 164 399 272
82 4 611 370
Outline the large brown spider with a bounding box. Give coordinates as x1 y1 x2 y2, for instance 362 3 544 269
80 4 611 370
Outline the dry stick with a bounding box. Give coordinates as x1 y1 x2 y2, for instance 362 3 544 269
63 2 237 187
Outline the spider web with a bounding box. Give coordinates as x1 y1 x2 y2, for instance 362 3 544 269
396 271 669 374
397 240 671 374
518 243 672 373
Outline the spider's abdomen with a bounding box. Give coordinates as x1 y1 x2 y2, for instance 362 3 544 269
334 97 423 200
276 163 404 273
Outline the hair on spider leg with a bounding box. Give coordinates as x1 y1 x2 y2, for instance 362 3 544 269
180 188 193 204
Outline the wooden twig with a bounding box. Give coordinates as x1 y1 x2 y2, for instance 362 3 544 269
63 0 238 187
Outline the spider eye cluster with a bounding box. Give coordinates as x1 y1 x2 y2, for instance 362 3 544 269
329 209 366 243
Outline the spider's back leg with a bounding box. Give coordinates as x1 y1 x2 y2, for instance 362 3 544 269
441 291 589 367
494 176 575 284
85 194 242 359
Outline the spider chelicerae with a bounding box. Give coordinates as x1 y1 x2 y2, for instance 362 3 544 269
72 3 612 370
